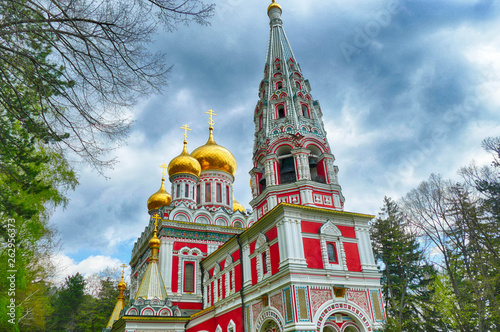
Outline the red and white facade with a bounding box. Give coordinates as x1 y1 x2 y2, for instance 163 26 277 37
109 2 385 332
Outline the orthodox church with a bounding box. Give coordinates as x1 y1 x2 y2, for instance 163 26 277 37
105 1 385 331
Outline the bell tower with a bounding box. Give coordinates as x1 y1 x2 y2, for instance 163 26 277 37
250 1 345 220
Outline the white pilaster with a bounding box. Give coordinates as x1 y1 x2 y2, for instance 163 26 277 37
159 239 173 292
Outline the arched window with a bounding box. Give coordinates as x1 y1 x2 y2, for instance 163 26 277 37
277 105 285 119
184 184 189 198
327 243 337 263
262 252 268 273
205 183 211 202
301 104 309 118
196 185 200 203
176 184 180 198
216 183 222 203
276 81 283 89
295 81 301 89
184 262 194 293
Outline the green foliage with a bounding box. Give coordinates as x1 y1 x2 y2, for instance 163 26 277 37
45 270 128 331
371 197 445 331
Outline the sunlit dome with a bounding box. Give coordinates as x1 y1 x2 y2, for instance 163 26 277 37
168 141 201 178
233 198 246 213
191 128 237 177
147 177 171 211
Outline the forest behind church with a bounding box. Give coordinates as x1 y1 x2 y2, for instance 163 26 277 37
0 0 499 331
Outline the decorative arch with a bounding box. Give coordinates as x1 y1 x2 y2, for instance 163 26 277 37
279 92 287 98
254 307 285 332
215 217 228 226
224 254 233 268
150 298 161 305
324 322 341 332
342 322 362 332
215 325 223 332
256 233 268 249
172 211 191 222
270 141 294 155
232 219 244 228
320 220 342 236
227 319 236 331
313 301 373 332
271 94 279 100
158 307 172 316
194 213 211 224
140 306 155 316
125 307 139 315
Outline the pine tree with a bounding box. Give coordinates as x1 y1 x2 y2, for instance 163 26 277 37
370 197 445 331
47 273 86 331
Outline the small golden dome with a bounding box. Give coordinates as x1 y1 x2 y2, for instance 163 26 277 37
191 128 237 177
147 177 171 211
149 233 161 248
268 0 282 13
233 198 246 213
168 142 201 178
118 279 126 290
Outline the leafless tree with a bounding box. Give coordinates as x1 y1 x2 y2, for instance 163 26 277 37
0 0 215 172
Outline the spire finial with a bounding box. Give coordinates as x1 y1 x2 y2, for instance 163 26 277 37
159 163 168 179
268 0 282 14
120 263 126 279
152 213 161 233
180 124 191 143
205 109 217 130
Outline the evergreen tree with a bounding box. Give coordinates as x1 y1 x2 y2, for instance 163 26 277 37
371 197 445 331
47 273 86 331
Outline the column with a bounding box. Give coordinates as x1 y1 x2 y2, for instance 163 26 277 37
159 239 173 292
242 244 252 286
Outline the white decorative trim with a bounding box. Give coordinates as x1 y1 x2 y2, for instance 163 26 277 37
227 319 236 332
320 220 347 271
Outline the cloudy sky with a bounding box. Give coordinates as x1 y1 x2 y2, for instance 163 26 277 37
50 0 500 282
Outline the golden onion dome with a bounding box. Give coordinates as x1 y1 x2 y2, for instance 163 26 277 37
118 278 126 291
168 141 201 178
147 177 171 211
268 0 282 13
191 128 237 177
149 232 161 248
233 198 246 213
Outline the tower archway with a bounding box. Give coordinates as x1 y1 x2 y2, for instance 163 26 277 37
314 301 373 332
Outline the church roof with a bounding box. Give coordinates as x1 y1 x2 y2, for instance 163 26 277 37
134 260 168 300
135 216 168 300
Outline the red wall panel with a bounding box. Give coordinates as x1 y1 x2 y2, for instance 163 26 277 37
251 256 258 285
343 242 362 272
301 220 321 234
337 226 356 238
250 240 256 254
232 249 241 262
302 238 323 269
266 226 278 241
270 242 280 274
173 241 208 252
171 255 179 292
234 264 241 292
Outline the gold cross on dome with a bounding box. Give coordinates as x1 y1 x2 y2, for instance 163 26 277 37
180 124 191 141
205 109 217 128
159 163 168 177
152 214 161 231
120 263 127 277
